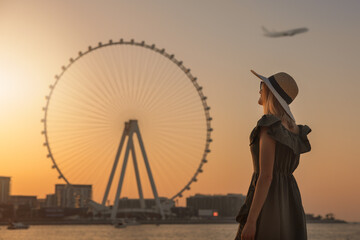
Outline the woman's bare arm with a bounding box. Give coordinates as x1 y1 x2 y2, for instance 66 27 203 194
246 126 276 224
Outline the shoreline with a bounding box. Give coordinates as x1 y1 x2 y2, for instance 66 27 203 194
0 218 353 226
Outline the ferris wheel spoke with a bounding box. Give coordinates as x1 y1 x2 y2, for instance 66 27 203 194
59 63 116 112
150 146 179 194
50 82 111 120
152 100 202 122
129 44 139 103
50 135 113 164
112 49 129 107
84 138 120 184
97 49 120 100
48 113 110 127
96 148 121 194
94 48 125 108
154 117 204 130
80 50 120 102
61 142 114 184
151 140 198 172
158 122 205 134
107 48 127 110
136 45 164 99
145 75 194 115
140 59 183 113
161 81 202 109
69 140 116 185
51 130 115 155
48 123 110 134
54 125 115 145
47 127 113 147
50 91 108 120
151 142 197 191
138 153 174 197
136 51 171 111
133 46 152 106
53 140 107 169
150 140 194 178
119 46 132 104
135 46 151 107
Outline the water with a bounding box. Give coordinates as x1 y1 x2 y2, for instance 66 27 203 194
0 223 359 240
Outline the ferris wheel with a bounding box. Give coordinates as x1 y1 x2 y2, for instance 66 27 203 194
41 39 213 219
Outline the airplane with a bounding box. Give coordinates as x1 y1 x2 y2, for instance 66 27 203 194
262 26 308 37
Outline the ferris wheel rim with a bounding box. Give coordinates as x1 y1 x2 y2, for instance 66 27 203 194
41 38 213 201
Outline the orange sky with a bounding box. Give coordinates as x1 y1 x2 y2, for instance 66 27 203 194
0 0 360 222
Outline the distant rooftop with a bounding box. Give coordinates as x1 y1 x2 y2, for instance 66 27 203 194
191 193 245 197
10 195 37 199
55 184 92 187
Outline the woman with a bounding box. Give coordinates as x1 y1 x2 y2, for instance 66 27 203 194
234 70 312 240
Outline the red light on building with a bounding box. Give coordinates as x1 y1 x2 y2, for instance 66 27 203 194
213 211 218 217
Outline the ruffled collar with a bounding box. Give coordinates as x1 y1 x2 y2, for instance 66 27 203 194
250 114 312 154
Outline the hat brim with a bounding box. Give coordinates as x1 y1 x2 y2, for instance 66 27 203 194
251 70 296 121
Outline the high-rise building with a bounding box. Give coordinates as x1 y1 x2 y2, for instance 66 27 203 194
186 193 246 217
55 184 92 208
0 176 10 203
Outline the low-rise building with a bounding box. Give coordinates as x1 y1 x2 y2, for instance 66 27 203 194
117 197 173 209
186 193 246 218
55 184 92 208
9 195 37 218
10 195 37 208
45 194 56 207
0 203 13 220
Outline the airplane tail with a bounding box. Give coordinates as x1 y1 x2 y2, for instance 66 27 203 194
261 26 270 33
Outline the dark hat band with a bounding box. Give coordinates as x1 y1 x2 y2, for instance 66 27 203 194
268 76 293 104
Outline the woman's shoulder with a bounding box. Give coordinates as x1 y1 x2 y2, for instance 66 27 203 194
251 114 312 154
255 114 310 133
256 114 281 127
250 114 281 143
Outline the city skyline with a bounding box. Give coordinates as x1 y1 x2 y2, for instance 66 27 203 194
1 0 360 222
1 176 344 223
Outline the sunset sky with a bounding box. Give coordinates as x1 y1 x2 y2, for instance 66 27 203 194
1 0 360 222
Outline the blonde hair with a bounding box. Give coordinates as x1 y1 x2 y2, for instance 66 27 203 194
262 84 297 129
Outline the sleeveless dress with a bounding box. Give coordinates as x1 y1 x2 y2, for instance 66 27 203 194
234 114 312 240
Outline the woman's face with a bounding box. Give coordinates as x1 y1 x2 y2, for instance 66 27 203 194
258 81 265 105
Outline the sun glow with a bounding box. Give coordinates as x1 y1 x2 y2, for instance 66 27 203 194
0 64 21 103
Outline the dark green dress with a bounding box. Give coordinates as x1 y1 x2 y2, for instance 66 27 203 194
235 114 312 240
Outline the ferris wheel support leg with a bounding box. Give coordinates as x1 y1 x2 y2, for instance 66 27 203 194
102 128 127 206
134 124 165 220
130 140 146 209
111 134 133 220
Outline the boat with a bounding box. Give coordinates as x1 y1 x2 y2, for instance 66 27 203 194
113 219 127 228
125 218 141 226
7 222 30 230
113 217 141 228
114 221 127 228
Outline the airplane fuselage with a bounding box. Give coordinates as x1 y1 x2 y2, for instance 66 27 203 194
263 27 308 37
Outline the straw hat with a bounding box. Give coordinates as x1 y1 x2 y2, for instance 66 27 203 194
251 70 298 121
